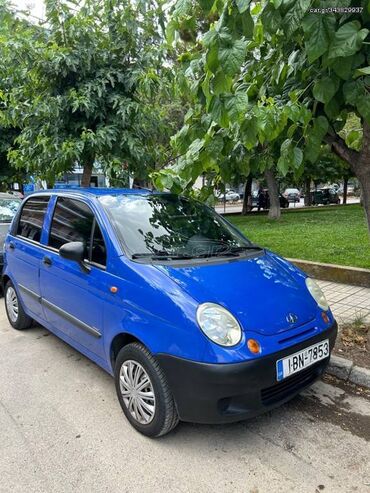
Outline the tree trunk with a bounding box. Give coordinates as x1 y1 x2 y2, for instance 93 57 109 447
304 178 312 206
81 160 93 187
342 177 348 205
325 121 370 237
265 168 281 220
356 166 370 237
242 175 253 215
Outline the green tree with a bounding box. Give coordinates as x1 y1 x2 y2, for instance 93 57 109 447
158 0 370 235
0 0 175 187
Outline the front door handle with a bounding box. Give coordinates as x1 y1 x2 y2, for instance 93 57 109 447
42 256 52 266
8 242 15 250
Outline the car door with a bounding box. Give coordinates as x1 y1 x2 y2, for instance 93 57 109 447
5 195 50 320
39 196 109 359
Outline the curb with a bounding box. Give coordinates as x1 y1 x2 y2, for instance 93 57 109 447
287 258 370 288
326 354 370 389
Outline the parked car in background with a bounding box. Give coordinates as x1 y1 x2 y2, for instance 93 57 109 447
251 190 289 210
283 188 301 203
0 193 22 274
7 191 24 199
3 188 336 437
218 190 240 202
311 188 340 206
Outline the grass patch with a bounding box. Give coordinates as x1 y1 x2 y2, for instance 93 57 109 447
229 204 370 269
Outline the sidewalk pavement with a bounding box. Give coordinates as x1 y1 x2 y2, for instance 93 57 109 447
318 279 370 324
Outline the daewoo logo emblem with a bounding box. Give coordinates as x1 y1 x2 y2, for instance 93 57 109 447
286 313 298 324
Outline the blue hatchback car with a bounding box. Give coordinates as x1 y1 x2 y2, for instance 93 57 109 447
2 189 337 437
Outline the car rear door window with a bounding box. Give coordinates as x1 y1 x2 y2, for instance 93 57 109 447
49 197 106 267
16 196 50 242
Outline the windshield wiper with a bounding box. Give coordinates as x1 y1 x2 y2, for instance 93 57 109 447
132 245 263 261
229 245 263 252
201 245 263 257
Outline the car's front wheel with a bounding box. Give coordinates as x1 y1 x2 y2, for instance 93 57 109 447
114 342 179 437
4 280 33 330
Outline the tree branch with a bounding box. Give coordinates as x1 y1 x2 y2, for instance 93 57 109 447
324 133 360 172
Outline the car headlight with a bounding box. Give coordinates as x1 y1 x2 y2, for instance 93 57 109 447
196 303 242 347
305 278 329 311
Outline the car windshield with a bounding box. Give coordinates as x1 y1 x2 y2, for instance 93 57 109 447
99 193 255 259
0 198 21 222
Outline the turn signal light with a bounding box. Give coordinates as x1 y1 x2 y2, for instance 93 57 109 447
321 311 329 324
247 338 261 354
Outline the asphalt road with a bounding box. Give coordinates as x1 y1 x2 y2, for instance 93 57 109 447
0 303 369 493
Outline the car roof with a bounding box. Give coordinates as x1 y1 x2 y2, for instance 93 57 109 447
29 187 156 198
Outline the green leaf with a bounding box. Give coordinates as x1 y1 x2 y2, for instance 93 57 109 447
206 44 219 73
187 138 204 156
212 70 232 95
241 117 258 150
354 66 370 78
313 77 337 103
345 129 362 149
329 21 369 59
261 3 282 34
356 94 370 124
313 115 329 140
209 96 229 127
343 80 363 106
292 147 303 168
304 116 329 163
302 14 336 63
173 0 192 17
235 0 251 14
324 97 340 119
218 39 246 76
225 92 248 121
203 29 218 48
332 56 353 80
240 10 254 38
277 139 292 176
283 0 311 38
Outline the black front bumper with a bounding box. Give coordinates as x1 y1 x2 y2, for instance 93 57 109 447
157 321 337 424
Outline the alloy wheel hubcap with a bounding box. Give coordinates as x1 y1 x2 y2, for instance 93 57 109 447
6 287 19 323
119 360 156 425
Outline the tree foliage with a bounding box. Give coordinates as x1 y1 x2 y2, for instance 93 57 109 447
0 0 178 185
156 0 370 234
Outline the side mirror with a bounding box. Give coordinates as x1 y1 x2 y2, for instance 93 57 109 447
59 241 91 273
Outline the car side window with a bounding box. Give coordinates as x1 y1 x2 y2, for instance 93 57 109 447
16 196 50 243
49 197 106 267
91 220 107 266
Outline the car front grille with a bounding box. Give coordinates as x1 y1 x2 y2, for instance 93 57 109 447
261 360 327 406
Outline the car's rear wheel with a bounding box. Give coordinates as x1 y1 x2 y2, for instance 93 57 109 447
4 280 33 330
114 342 179 437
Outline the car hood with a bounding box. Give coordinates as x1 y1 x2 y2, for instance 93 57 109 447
156 252 317 336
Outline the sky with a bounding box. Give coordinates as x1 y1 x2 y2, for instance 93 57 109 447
11 0 46 21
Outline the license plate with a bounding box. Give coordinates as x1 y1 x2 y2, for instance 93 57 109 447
276 339 329 381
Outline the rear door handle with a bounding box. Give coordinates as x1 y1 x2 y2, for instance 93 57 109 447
8 242 15 250
42 256 52 266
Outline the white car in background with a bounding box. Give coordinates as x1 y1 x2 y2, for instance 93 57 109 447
218 190 240 202
283 188 301 203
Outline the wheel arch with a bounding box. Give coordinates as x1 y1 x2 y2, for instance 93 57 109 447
2 274 10 290
110 332 147 371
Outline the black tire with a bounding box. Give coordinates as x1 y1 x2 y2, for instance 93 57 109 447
114 342 179 437
4 280 33 330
